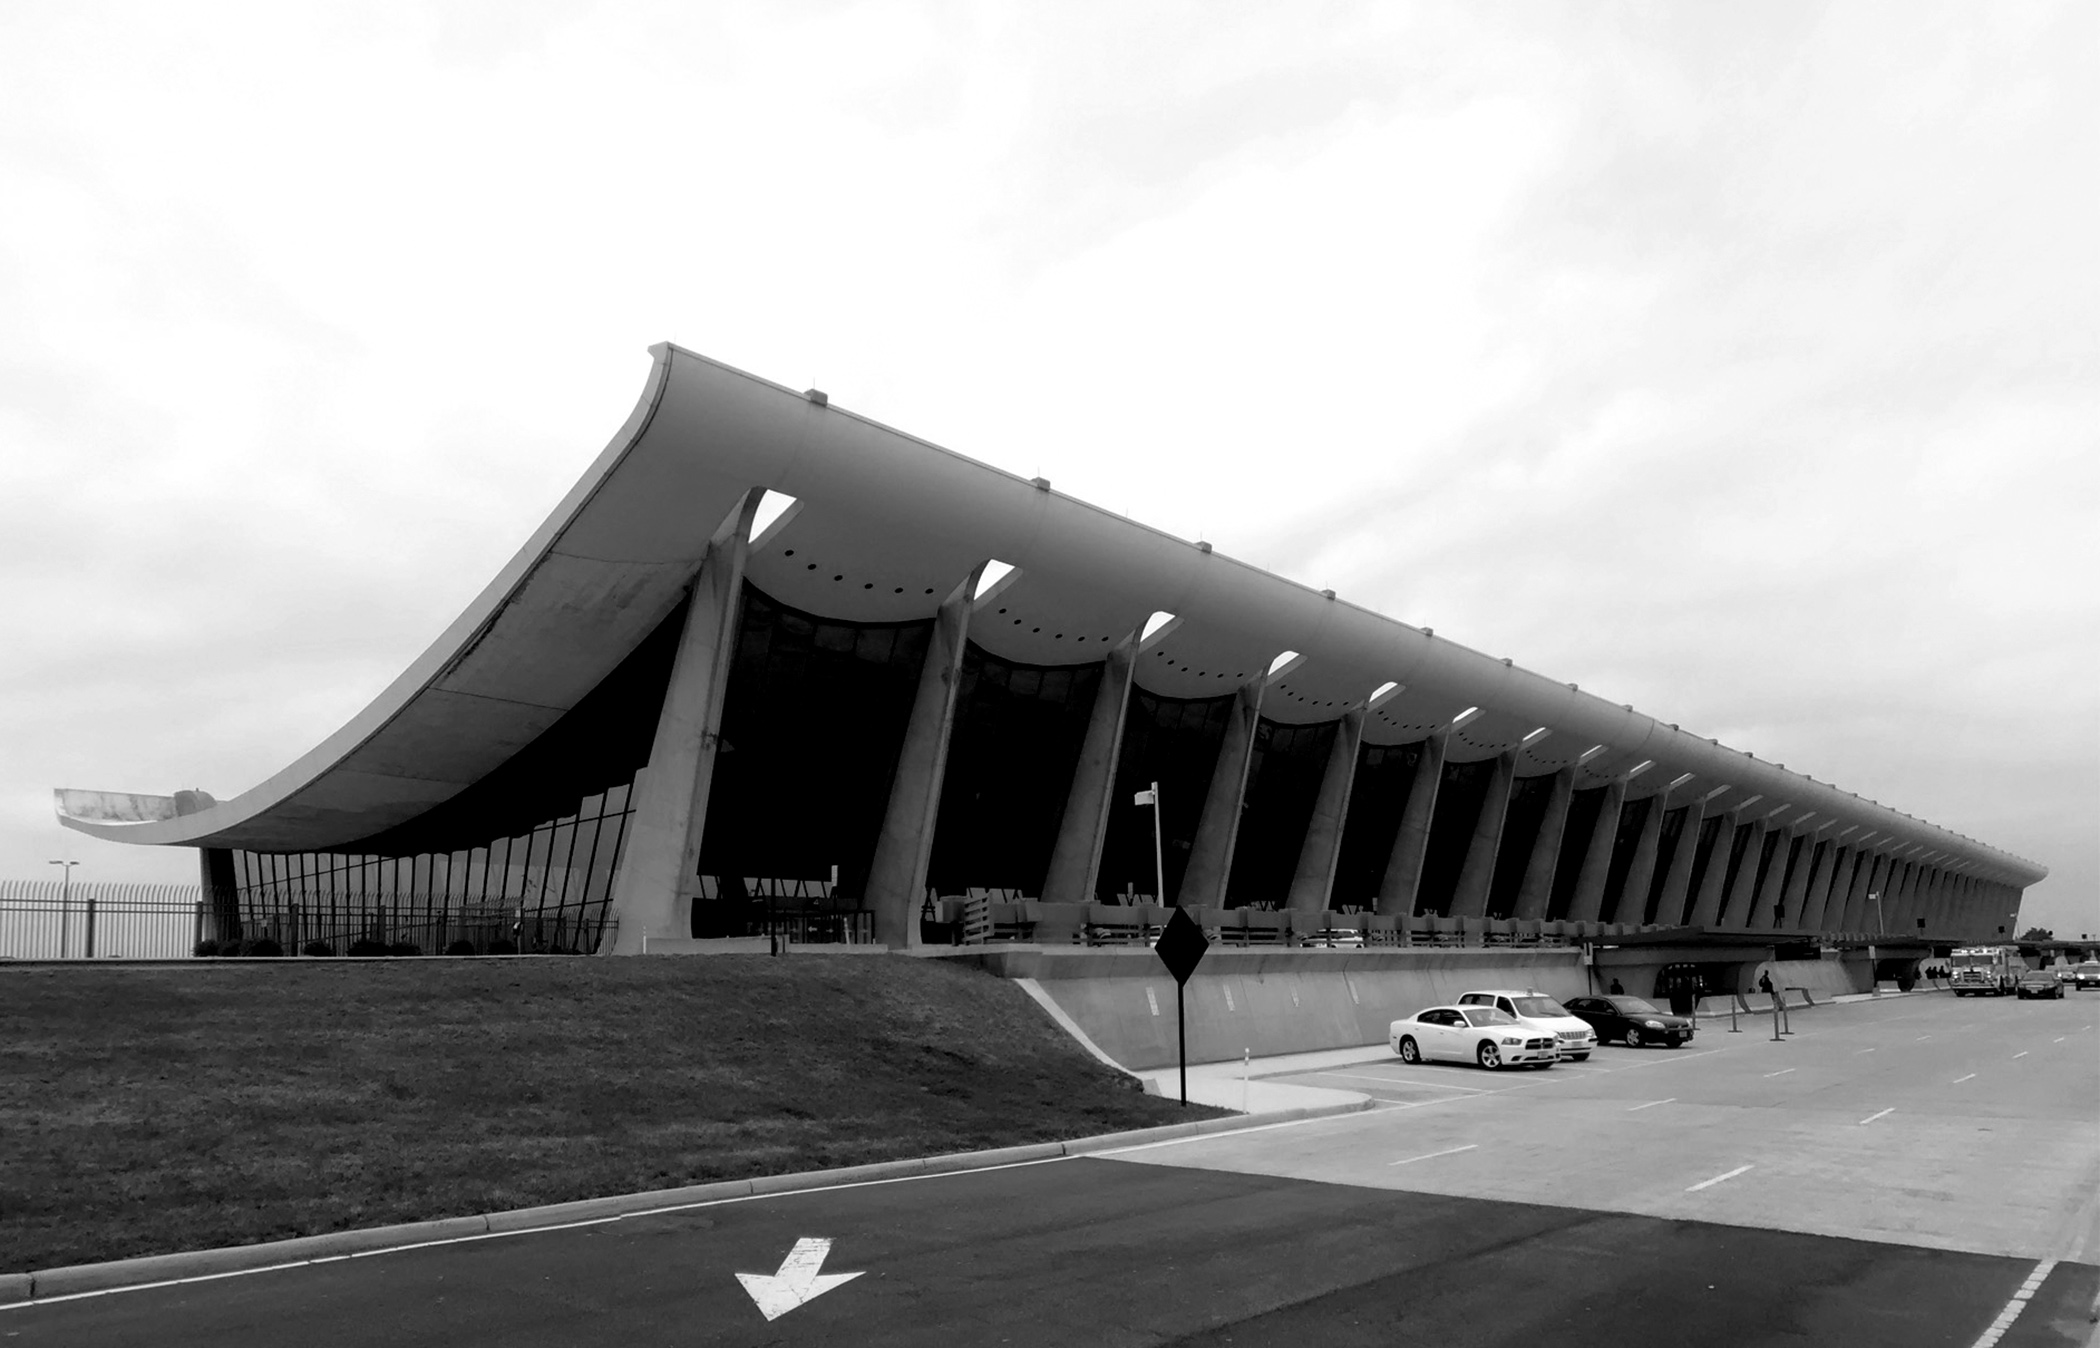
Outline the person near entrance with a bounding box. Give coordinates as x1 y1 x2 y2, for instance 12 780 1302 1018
1609 978 1625 995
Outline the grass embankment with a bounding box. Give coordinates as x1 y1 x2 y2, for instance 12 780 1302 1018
0 955 1221 1270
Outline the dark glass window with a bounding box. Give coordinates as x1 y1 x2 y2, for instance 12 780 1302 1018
1601 794 1653 921
927 644 1103 896
1225 718 1338 908
1416 758 1495 916
1486 772 1555 918
1547 786 1606 919
1099 688 1236 903
1331 741 1423 909
1675 813 1727 925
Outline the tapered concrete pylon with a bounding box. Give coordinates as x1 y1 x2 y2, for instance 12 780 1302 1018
1180 675 1265 909
1746 827 1790 930
1286 707 1365 912
604 490 762 954
1376 734 1446 918
1799 843 1845 932
1449 751 1517 920
1654 795 1711 927
1610 792 1668 925
1565 779 1626 923
1039 631 1138 906
1777 836 1820 930
1715 819 1765 928
1511 767 1576 921
1687 810 1738 927
865 566 984 948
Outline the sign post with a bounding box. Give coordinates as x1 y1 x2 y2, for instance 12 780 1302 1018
1152 906 1209 1106
1134 783 1165 907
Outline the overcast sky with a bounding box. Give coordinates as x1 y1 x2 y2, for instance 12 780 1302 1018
4 1 2093 937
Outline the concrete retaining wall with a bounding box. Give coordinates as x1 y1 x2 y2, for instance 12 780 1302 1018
940 946 1588 1070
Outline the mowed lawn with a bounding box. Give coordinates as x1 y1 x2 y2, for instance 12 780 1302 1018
0 955 1218 1270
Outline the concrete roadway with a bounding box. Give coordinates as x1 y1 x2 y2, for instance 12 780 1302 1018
6 993 2095 1347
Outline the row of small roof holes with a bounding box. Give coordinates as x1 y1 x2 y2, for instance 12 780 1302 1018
783 551 939 597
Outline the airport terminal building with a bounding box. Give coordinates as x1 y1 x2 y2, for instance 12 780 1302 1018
57 345 2046 974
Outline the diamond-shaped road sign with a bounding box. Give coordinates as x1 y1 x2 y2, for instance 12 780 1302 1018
1154 906 1208 986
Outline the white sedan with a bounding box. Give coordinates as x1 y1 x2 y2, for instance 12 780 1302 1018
1389 1005 1561 1070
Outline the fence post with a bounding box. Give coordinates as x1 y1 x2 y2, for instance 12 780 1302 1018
84 895 97 959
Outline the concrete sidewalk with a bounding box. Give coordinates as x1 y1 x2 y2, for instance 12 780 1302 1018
1139 1043 1393 1112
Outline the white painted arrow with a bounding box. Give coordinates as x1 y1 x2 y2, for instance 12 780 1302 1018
735 1237 863 1321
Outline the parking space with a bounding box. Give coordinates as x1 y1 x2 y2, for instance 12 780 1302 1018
1112 993 2100 1264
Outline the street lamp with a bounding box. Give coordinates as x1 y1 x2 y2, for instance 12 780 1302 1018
1868 890 1884 935
48 860 78 958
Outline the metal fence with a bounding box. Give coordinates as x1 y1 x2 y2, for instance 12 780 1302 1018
0 880 614 959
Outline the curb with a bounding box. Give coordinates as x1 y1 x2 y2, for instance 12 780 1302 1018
3 1099 1370 1306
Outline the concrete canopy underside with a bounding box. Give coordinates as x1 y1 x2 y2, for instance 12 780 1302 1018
57 345 2046 941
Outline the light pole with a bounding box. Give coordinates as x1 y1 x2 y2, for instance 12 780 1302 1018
48 860 78 959
1134 782 1165 909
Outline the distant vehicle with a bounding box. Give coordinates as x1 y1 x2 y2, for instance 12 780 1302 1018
2015 970 2064 1000
1562 995 1696 1048
1390 1005 1560 1070
1949 946 2023 997
1456 989 1597 1062
2073 962 2100 991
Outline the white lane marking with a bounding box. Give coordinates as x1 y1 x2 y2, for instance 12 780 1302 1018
1762 1068 1795 1078
1854 1047 1876 1054
1859 1108 1895 1125
1626 1098 1675 1111
1952 1073 1977 1084
2013 1051 2029 1059
735 1237 862 1322
1916 1035 1932 1041
1967 1257 2058 1348
1686 1164 1754 1192
1390 1144 1479 1167
2053 1036 2066 1043
1311 1070 1495 1093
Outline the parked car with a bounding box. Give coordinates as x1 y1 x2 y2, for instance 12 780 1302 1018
2071 962 2100 991
1456 989 1597 1062
1389 1005 1560 1070
2015 970 2065 1000
1562 995 1695 1048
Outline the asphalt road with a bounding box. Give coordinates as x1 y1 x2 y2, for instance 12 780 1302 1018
6 992 2095 1347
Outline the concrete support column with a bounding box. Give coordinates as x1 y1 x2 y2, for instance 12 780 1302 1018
1824 846 1868 933
1715 818 1766 928
1449 751 1519 919
1838 852 1883 935
1609 791 1669 925
1778 837 1823 930
1040 632 1139 906
1286 707 1366 912
1512 767 1577 921
1180 675 1266 908
1653 795 1710 927
865 567 983 947
1746 829 1791 930
1375 734 1446 917
604 491 761 954
1565 779 1626 923
1789 839 1839 932
1687 809 1738 928
1906 868 1942 935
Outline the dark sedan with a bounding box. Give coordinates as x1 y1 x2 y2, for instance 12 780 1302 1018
1564 995 1695 1048
2017 970 2065 1000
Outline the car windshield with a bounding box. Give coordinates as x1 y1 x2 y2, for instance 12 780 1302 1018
1511 996 1568 1017
1606 996 1661 1013
1462 1007 1518 1027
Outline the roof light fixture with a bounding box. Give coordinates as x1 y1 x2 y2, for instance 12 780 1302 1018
1450 706 1483 730
1369 680 1404 708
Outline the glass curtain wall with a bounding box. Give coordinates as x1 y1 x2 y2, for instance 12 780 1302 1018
1415 758 1494 916
1098 688 1236 904
1546 786 1608 920
1225 719 1336 908
1331 741 1423 910
1485 772 1556 918
927 644 1103 898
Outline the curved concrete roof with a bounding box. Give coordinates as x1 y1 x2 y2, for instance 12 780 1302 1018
58 344 2049 887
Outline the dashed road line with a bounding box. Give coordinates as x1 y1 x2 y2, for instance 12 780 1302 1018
1952 1073 1976 1084
2013 1051 2028 1059
1389 1144 1478 1167
1626 1098 1674 1112
1853 1047 1876 1054
1967 1258 2058 1348
1762 1068 1794 1078
2054 1037 2066 1043
1859 1108 1895 1125
1686 1164 1754 1193
1915 1035 1932 1041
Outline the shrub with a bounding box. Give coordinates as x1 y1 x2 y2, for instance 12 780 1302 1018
301 940 336 957
487 939 518 955
443 939 477 957
387 941 423 957
347 938 389 957
192 939 224 957
239 938 283 957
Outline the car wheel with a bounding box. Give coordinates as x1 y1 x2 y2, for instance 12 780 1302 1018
1398 1036 1421 1064
1477 1041 1503 1070
1624 1026 1644 1048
